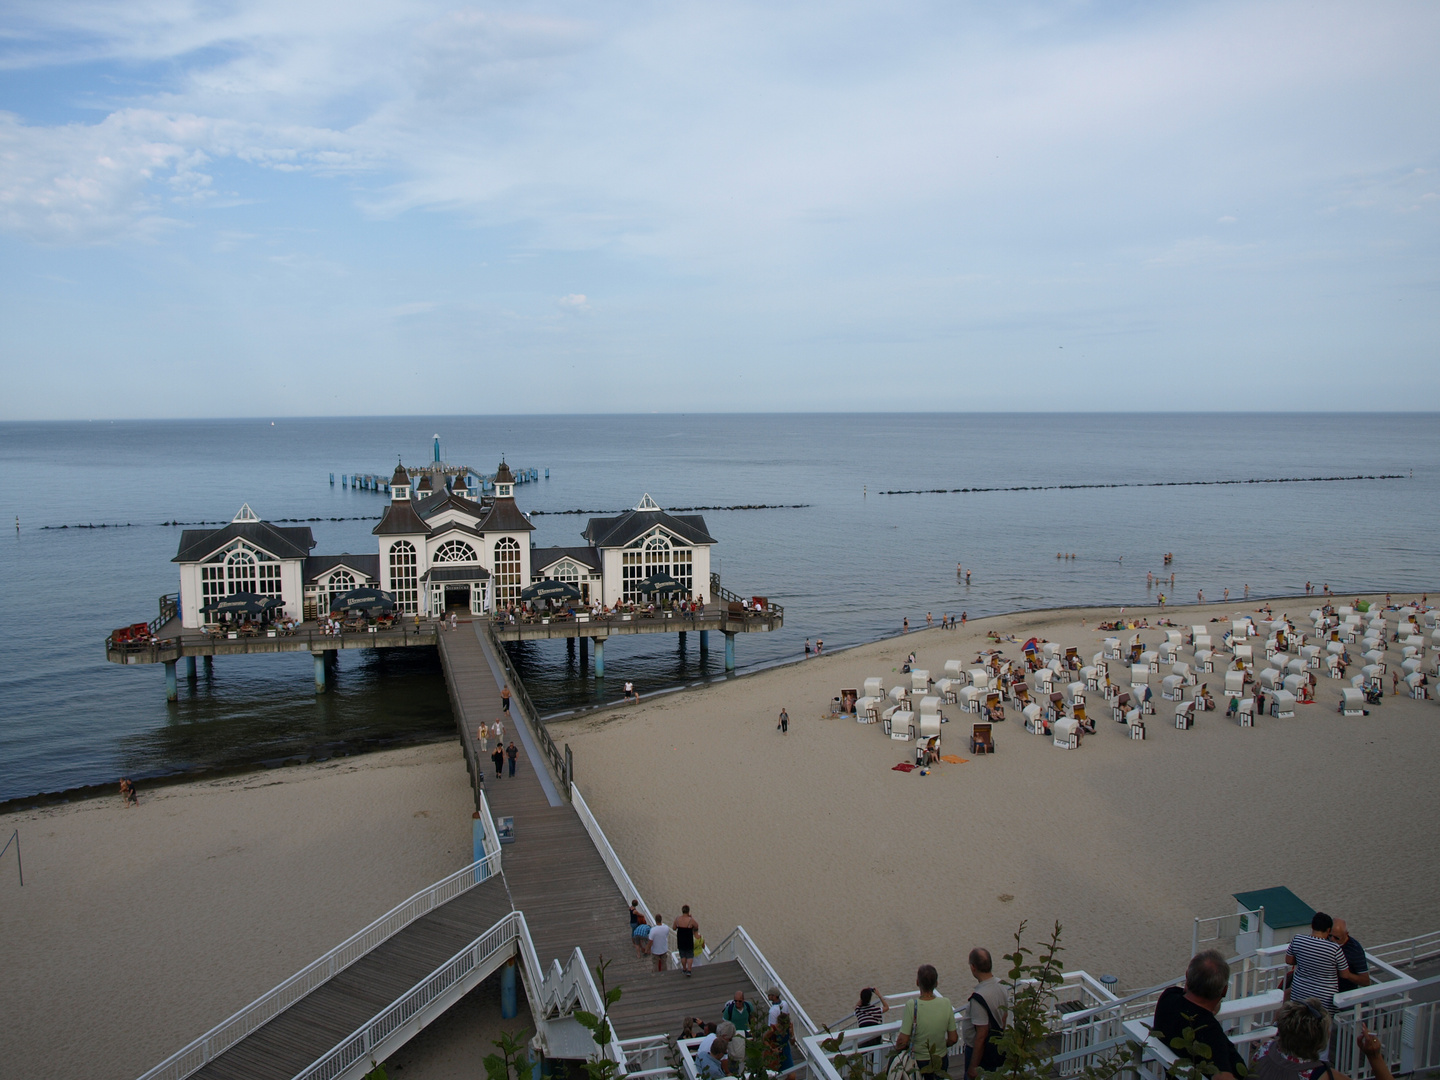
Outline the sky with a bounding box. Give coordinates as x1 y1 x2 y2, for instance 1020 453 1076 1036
0 0 1437 418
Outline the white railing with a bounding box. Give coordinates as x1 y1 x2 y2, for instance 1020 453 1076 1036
1370 928 1440 968
135 849 503 1080
572 782 653 924
619 1034 673 1075
708 926 819 1040
294 910 524 1080
477 788 504 860
511 913 628 1065
1192 905 1264 958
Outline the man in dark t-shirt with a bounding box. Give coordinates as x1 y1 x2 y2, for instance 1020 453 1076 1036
1333 919 1371 993
1153 951 1246 1080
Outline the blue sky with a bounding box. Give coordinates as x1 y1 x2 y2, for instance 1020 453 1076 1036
1 0 1436 418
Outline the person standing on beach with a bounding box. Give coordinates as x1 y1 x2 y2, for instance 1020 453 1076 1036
903 617 910 633
805 639 812 655
815 638 823 653
926 612 933 627
649 914 671 972
491 744 504 778
1197 590 1204 604
506 741 518 777
500 685 511 714
777 708 789 734
674 905 700 975
961 612 967 626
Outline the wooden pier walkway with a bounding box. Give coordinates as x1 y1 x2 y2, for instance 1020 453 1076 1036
439 621 758 1038
189 875 513 1080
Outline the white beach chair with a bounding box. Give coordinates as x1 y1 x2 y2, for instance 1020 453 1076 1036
1405 672 1427 699
1042 643 1061 663
1093 653 1108 678
959 686 981 713
889 685 909 702
1224 669 1246 697
1270 690 1296 718
1052 717 1079 749
864 677 884 699
1341 687 1365 715
1233 643 1253 664
1195 649 1215 673
910 669 931 693
1130 664 1149 690
935 678 959 704
1283 673 1308 696
1301 645 1321 669
1285 658 1306 677
968 668 991 690
890 710 915 740
1162 675 1185 701
1401 657 1421 676
1159 642 1178 664
1032 670 1054 695
1172 662 1196 686
943 660 964 677
1194 634 1213 652
918 711 941 740
1238 697 1255 727
1129 712 1146 739
1082 665 1099 691
918 694 941 717
1103 637 1121 660
1065 681 1086 708
1141 650 1159 673
1190 625 1207 645
1023 703 1045 734
1175 701 1195 729
1259 668 1283 692
1166 630 1183 652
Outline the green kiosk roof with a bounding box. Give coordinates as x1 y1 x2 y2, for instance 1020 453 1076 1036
1234 887 1315 929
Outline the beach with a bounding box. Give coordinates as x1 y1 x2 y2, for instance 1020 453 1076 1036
5 594 1436 1076
550 594 1440 1026
0 742 477 1080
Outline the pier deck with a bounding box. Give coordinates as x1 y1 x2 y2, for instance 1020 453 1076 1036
106 617 439 665
488 608 781 642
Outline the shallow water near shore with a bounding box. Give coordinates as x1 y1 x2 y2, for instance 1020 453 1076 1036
1 412 1436 801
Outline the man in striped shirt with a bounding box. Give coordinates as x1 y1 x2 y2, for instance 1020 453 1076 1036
1286 912 1350 1011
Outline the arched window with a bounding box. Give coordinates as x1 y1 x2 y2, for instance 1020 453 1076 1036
553 561 579 583
226 548 257 594
494 537 522 607
389 541 419 613
433 539 478 563
325 569 355 612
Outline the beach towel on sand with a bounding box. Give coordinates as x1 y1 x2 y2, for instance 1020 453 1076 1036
892 762 916 772
940 755 968 764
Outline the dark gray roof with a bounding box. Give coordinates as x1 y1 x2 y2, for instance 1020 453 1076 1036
428 518 485 541
416 489 484 521
304 554 381 584
477 498 535 533
390 463 410 488
422 566 492 582
583 509 714 549
174 521 315 563
533 546 602 573
373 499 432 536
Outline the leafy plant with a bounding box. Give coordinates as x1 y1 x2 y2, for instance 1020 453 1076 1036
483 1027 531 1080
573 956 625 1080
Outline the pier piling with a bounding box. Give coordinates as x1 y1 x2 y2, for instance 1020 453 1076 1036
579 636 588 670
164 660 178 701
724 631 735 671
185 655 197 679
203 655 213 675
700 629 709 654
313 653 327 693
593 637 605 678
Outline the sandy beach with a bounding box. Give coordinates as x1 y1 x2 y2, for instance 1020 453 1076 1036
551 594 1440 1026
0 742 477 1080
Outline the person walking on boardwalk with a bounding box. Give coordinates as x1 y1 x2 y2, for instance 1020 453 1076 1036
493 718 504 743
506 741 518 777
478 725 489 754
500 685 511 714
648 913 671 972
491 744 504 778
777 708 789 734
674 905 700 975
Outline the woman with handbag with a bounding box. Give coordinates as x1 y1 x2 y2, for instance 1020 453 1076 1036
893 965 957 1080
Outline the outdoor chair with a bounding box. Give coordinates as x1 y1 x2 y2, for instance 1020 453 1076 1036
969 723 994 755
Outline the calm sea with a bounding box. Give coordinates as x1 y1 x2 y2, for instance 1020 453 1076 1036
1 414 1435 803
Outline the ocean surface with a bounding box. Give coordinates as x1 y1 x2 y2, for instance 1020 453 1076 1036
1 413 1436 803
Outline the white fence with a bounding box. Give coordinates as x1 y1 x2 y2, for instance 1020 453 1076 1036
136 842 503 1080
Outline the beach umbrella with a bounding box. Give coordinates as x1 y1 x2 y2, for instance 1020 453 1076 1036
203 592 286 616
330 586 396 614
637 572 684 594
1022 637 1040 654
521 580 582 602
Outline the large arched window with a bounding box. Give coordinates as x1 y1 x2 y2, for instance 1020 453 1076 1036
433 539 478 563
553 561 579 583
325 569 355 612
389 541 419 613
494 537 522 607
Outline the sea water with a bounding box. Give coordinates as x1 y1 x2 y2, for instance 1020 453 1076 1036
0 413 1435 802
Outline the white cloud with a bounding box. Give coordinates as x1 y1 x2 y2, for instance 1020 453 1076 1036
557 293 588 309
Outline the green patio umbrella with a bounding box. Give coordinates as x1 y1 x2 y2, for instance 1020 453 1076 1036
637 572 684 594
329 586 396 615
521 580 583 602
203 592 286 617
